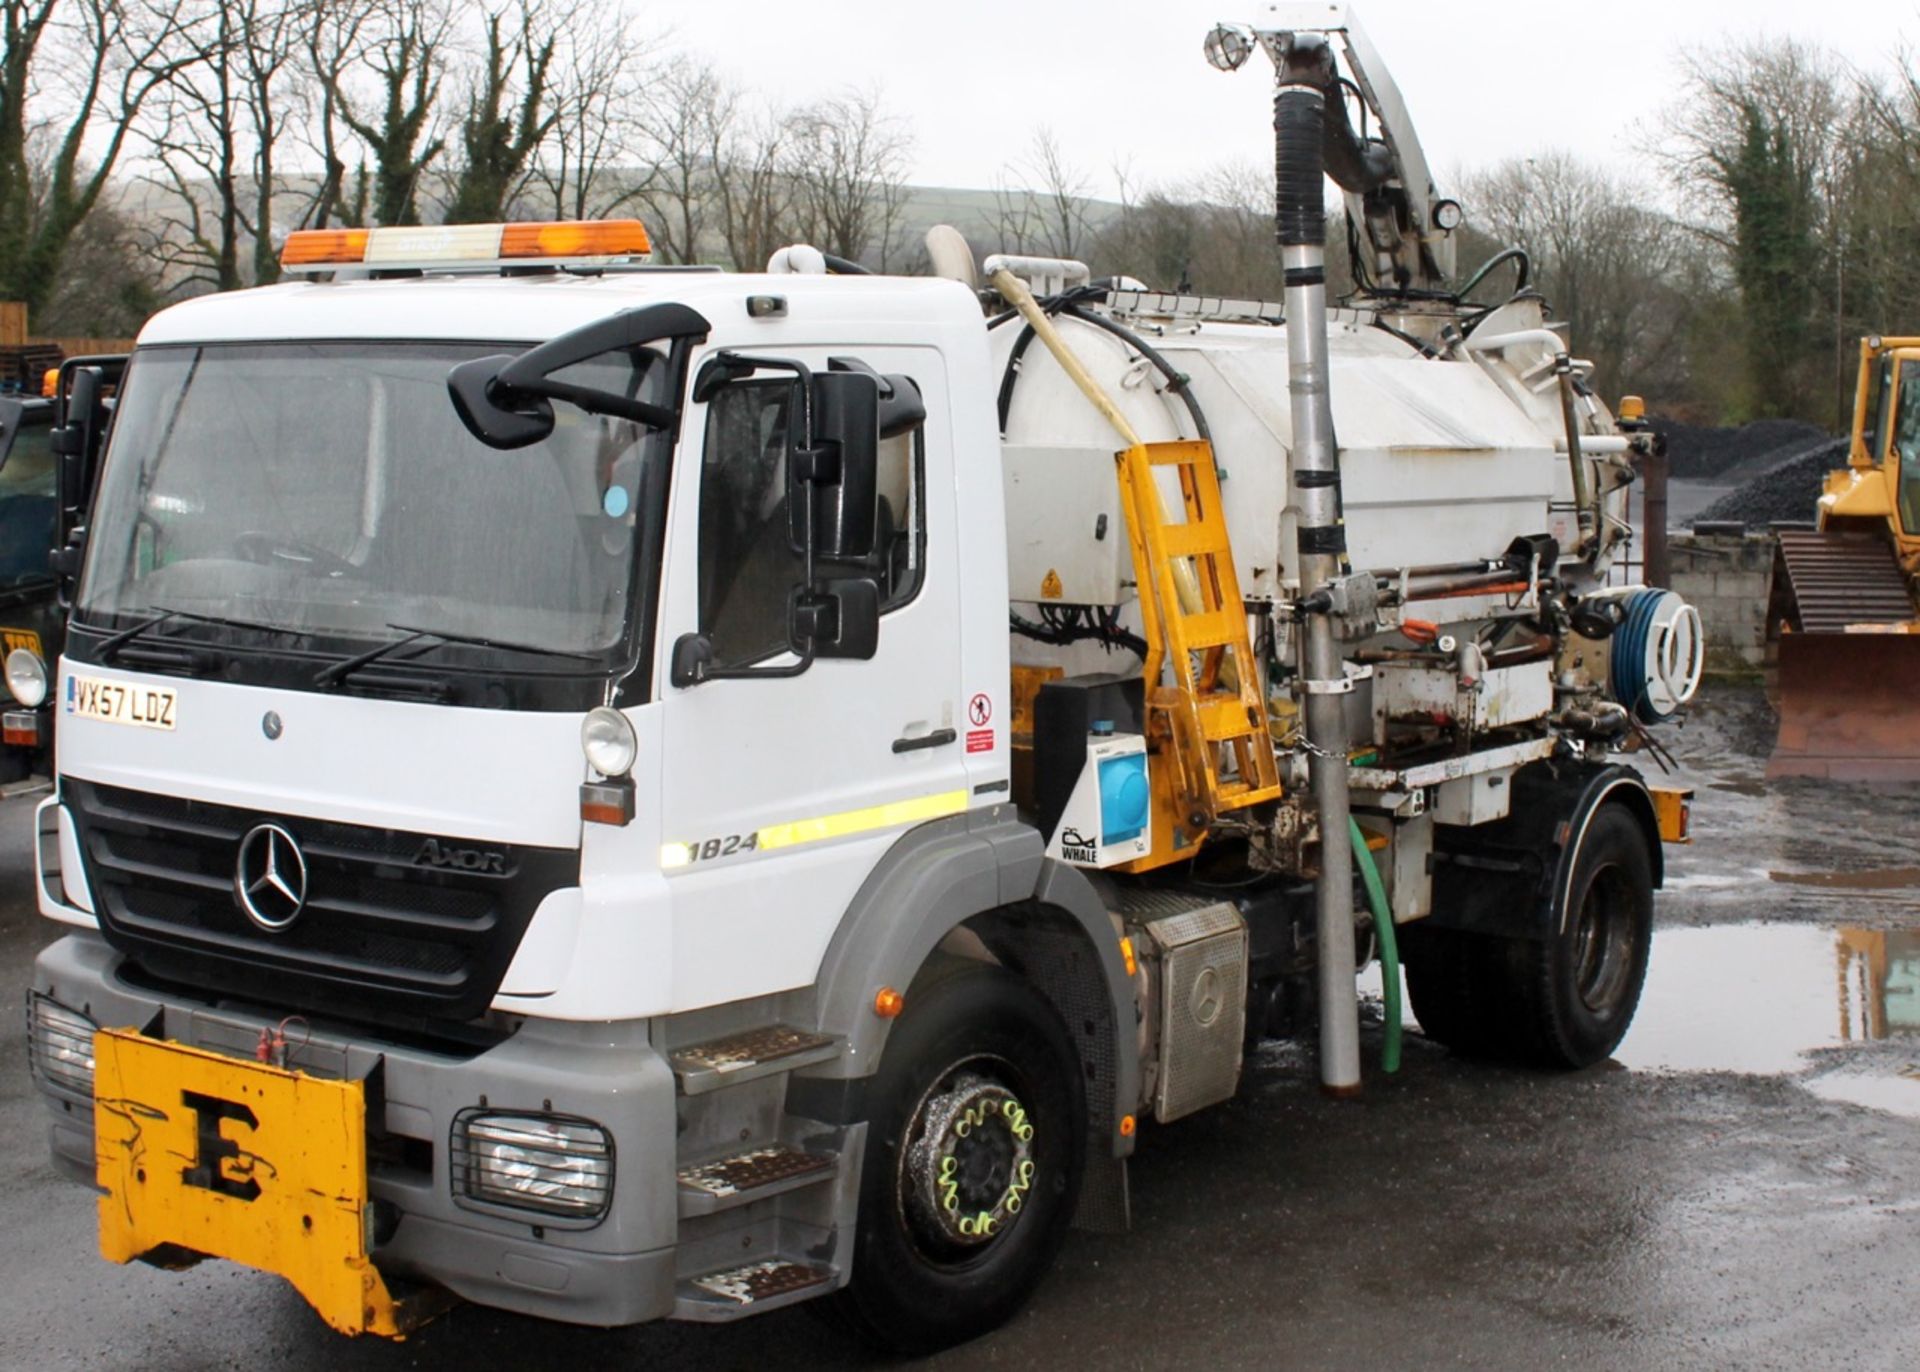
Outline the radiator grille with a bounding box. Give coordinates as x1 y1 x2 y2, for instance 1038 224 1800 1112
66 779 576 1021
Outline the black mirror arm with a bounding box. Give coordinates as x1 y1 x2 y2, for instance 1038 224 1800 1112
669 631 816 688
500 375 678 430
491 302 711 429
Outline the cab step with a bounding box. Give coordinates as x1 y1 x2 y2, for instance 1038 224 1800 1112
668 1025 840 1095
673 1258 835 1322
677 1143 837 1218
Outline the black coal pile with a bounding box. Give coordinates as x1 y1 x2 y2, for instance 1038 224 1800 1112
1687 435 1851 528
1652 416 1827 480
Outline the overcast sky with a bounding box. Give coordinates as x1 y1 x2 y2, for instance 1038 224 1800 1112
641 0 1919 196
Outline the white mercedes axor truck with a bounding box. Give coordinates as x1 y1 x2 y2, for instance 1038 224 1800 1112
25 8 1698 1352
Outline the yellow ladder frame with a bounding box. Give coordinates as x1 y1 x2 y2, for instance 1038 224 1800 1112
1114 439 1282 823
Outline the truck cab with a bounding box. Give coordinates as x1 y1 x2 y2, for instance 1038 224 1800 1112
32 226 1096 1346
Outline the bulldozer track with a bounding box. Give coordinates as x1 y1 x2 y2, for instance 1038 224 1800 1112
1772 529 1913 634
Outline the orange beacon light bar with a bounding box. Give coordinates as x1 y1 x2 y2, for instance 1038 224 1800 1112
280 220 652 273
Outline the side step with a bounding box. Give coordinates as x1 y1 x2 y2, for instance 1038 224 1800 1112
674 1259 835 1322
668 1025 840 1095
677 1144 837 1218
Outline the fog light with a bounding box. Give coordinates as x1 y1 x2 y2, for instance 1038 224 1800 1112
27 993 96 1097
5 649 47 708
580 706 636 778
453 1111 613 1220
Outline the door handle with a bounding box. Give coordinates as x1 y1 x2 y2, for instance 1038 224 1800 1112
892 727 957 754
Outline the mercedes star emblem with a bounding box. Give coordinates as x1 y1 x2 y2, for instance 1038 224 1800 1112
261 710 283 740
234 823 308 931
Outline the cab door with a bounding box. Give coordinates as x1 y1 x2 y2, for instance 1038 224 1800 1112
655 345 964 1011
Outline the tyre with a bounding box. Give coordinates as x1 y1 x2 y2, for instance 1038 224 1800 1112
1512 804 1654 1067
826 963 1086 1354
1402 924 1502 1056
1406 804 1653 1069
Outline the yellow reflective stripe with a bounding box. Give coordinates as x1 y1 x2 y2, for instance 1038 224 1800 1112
757 789 969 851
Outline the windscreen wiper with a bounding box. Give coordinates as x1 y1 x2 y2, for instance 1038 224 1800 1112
95 604 300 661
314 623 602 688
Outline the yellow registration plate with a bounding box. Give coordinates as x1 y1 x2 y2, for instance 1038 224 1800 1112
1 628 42 659
66 674 177 731
92 1029 414 1337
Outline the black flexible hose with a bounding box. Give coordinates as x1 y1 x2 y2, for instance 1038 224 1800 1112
1456 246 1531 300
1372 318 1440 359
1010 609 1147 659
1057 303 1213 446
820 253 871 276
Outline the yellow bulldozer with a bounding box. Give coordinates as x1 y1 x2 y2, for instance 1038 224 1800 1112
1768 335 1920 779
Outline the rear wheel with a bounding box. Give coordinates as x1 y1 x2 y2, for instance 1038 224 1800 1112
1513 805 1653 1066
1406 804 1654 1069
827 964 1086 1354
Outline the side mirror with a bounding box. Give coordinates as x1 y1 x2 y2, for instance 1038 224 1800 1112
54 366 107 519
791 371 879 561
790 577 879 661
446 301 712 449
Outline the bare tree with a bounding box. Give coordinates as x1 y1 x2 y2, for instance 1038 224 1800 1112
989 128 1094 261
785 86 911 265
1 0 183 311
707 83 789 271
1461 151 1704 407
528 0 651 220
631 55 723 264
299 0 372 229
321 0 449 227
140 0 305 293
444 0 555 223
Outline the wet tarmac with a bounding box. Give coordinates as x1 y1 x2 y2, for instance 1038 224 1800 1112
2 686 1916 1369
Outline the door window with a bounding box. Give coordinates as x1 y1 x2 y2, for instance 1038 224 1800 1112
697 373 923 664
1895 360 1920 534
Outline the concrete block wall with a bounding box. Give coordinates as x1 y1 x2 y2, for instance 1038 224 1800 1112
1666 530 1774 675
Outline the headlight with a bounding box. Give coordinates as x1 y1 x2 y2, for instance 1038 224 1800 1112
5 649 47 708
453 1111 613 1220
580 706 636 777
27 993 96 1097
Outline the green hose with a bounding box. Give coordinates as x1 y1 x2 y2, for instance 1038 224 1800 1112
1348 817 1402 1074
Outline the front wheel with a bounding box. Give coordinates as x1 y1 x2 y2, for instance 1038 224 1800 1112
826 963 1086 1354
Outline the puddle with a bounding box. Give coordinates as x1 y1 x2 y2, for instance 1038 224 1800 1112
1363 922 1920 1116
1618 924 1849 1074
1767 867 1920 891
1806 1070 1920 1120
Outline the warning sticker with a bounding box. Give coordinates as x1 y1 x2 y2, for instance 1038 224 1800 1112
966 729 994 754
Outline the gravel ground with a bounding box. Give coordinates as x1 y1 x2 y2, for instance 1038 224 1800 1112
2 689 1916 1370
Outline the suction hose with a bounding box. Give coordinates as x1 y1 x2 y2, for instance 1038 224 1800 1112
1349 818 1401 1075
1277 35 1363 1098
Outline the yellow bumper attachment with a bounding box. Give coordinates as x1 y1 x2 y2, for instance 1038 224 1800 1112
92 1028 439 1338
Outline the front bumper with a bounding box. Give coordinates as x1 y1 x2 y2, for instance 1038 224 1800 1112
32 931 681 1328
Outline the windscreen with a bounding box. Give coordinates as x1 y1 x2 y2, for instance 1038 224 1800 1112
79 342 666 658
